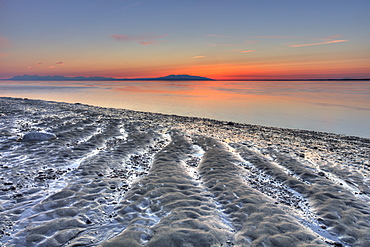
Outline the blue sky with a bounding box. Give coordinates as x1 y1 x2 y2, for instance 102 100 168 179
1 0 369 79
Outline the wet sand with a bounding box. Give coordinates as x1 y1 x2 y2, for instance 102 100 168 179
0 97 369 247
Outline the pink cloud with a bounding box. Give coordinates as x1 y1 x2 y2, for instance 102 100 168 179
49 66 55 69
241 50 255 53
248 34 344 42
139 41 156 45
37 62 42 66
290 40 348 47
112 33 169 45
55 61 64 65
27 66 32 69
111 34 132 41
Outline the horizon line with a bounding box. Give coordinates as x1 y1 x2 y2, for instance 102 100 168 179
3 74 370 81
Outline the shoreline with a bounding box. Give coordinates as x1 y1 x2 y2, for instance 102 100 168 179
0 97 369 246
2 96 369 140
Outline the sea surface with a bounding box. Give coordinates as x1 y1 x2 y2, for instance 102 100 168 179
1 79 369 138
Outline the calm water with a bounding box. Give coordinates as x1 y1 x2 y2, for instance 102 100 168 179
1 80 370 138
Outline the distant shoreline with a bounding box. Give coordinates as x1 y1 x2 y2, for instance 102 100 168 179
5 74 215 81
2 74 369 81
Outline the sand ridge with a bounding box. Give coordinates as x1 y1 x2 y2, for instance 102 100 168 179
0 97 369 246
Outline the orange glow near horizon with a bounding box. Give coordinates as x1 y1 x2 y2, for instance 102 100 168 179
171 61 370 80
3 62 369 80
1 51 369 80
113 80 242 101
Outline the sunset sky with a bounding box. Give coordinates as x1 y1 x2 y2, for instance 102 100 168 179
0 0 369 80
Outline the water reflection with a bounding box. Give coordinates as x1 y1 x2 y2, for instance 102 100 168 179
1 80 369 137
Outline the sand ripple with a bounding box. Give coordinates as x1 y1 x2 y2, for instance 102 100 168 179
0 97 369 247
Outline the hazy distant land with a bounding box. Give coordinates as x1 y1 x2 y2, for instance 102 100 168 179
5 74 370 81
7 74 215 81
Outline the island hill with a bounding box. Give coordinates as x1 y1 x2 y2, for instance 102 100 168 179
9 74 215 81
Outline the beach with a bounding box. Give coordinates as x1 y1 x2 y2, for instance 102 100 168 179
0 97 369 246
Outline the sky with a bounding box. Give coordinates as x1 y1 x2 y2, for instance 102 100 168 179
0 0 369 80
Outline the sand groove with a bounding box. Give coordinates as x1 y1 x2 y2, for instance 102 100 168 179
269 150 370 246
102 131 233 247
6 129 168 246
194 136 329 246
235 146 370 246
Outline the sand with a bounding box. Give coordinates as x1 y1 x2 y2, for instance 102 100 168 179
0 97 369 247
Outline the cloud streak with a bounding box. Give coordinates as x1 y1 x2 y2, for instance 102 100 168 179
290 39 348 47
112 33 169 45
192 56 207 59
55 61 64 65
233 49 255 53
122 2 140 11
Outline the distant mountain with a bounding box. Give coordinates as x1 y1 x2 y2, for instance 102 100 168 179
150 74 215 81
9 74 215 81
9 75 116 81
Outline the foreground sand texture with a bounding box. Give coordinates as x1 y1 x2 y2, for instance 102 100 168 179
0 97 369 247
